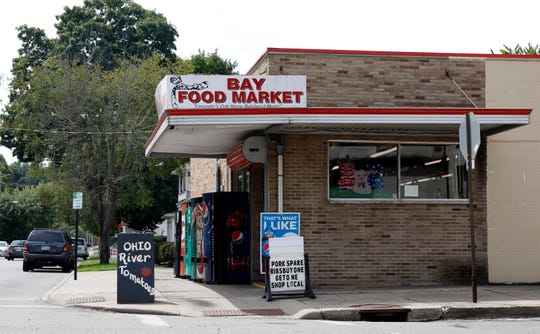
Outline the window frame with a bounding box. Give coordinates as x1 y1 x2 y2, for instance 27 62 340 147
327 140 469 204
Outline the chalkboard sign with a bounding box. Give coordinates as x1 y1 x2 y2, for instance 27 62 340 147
117 233 155 304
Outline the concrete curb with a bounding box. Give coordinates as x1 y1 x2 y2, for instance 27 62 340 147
294 305 540 321
48 298 540 322
41 270 75 304
440 305 540 320
40 266 540 322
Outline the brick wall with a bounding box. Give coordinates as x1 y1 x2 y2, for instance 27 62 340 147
257 52 485 108
247 51 488 287
259 134 487 288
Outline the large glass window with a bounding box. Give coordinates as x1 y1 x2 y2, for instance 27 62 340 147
328 141 467 200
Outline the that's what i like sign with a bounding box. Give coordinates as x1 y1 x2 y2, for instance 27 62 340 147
117 233 155 304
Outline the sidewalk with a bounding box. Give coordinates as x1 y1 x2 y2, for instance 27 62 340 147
43 266 540 321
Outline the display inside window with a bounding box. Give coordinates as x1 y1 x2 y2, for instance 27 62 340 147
328 142 467 200
232 168 250 192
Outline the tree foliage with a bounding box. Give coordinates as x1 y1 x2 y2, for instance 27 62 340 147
54 0 178 70
191 49 238 74
0 187 54 242
494 43 540 55
4 56 186 262
11 25 53 88
0 0 237 263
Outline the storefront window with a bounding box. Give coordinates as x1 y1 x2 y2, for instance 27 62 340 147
328 141 467 200
232 168 250 192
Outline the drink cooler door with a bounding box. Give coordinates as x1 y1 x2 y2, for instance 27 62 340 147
184 205 193 279
202 193 214 283
193 200 207 282
210 192 251 284
188 197 201 280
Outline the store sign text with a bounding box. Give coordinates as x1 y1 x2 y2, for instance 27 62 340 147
269 256 306 290
176 77 304 106
155 75 306 115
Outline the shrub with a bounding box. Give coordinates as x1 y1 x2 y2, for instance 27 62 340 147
156 241 174 267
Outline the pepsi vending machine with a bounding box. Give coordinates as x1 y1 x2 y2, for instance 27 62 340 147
202 192 251 284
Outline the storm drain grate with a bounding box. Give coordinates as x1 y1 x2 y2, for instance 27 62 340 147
203 309 285 317
348 304 411 322
66 296 106 305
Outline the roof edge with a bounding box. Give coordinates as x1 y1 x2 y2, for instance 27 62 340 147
246 47 540 74
265 47 540 60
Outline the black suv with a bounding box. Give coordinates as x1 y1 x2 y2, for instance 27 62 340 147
23 229 76 272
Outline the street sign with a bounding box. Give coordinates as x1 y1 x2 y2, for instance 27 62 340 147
459 112 480 302
459 113 481 169
72 192 83 210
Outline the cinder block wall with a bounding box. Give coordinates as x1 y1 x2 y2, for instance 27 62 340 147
190 158 229 198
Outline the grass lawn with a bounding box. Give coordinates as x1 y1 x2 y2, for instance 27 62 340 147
78 254 117 272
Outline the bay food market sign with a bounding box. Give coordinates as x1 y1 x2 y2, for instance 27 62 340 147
155 75 306 117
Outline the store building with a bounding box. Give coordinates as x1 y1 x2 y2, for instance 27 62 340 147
146 48 539 288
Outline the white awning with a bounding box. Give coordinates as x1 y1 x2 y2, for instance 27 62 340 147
145 107 531 158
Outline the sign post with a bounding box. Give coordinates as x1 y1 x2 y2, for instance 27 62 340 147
459 112 480 303
72 192 83 280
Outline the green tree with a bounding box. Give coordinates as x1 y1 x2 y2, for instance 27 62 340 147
0 0 238 264
0 187 53 242
0 156 7 203
494 43 540 55
115 158 181 231
11 25 53 86
54 0 178 70
5 57 185 262
1 162 49 189
1 0 180 264
191 49 238 74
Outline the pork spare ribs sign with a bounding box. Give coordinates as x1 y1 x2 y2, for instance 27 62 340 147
117 233 155 304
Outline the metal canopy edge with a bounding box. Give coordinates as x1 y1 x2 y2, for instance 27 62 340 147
144 107 531 158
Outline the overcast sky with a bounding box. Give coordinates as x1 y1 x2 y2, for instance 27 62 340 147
1 0 539 163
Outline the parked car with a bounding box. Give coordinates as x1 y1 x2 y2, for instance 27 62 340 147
6 240 26 260
23 229 76 272
76 238 89 260
0 241 8 257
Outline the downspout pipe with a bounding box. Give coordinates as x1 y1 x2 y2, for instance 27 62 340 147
276 137 284 213
216 158 221 192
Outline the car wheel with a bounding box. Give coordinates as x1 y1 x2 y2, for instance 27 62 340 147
23 261 32 272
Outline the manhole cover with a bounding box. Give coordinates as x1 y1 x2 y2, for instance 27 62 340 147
66 296 106 305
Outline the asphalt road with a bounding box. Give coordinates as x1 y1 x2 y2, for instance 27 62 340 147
0 257 69 307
